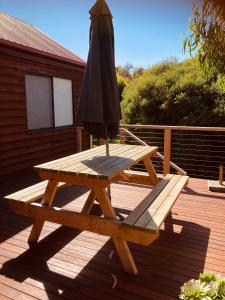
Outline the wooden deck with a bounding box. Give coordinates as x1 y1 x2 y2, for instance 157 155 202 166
0 173 225 300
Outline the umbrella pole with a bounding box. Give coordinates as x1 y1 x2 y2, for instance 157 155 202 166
106 137 111 200
106 137 110 156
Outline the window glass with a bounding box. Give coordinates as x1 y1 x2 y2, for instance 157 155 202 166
25 74 53 130
53 77 73 127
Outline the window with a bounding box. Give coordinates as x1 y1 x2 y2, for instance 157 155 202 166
25 74 73 130
53 78 73 127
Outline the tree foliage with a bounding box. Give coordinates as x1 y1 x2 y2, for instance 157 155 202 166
116 64 144 101
183 0 225 76
121 58 225 126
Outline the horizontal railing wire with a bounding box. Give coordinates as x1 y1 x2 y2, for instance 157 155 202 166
118 128 164 175
171 130 225 179
119 126 225 180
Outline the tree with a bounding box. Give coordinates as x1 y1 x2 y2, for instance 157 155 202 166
183 0 225 76
121 58 225 126
116 64 144 101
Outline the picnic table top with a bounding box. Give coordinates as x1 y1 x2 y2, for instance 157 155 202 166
34 143 158 180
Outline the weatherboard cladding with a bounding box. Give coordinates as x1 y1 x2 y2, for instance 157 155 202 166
0 12 89 180
0 12 85 65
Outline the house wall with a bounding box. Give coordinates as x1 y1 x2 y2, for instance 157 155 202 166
0 45 89 180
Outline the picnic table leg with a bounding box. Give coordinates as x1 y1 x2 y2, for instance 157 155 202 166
93 185 138 274
143 157 159 186
28 179 59 245
81 188 96 215
113 238 138 274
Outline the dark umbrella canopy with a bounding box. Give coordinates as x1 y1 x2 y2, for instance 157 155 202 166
76 0 120 140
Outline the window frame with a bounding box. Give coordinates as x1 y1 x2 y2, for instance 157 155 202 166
25 72 74 132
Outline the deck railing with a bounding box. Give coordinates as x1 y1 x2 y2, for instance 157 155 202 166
76 124 225 180
120 124 225 180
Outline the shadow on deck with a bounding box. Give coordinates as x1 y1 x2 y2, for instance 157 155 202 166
0 173 224 300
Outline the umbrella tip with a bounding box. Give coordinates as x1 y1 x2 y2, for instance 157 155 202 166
89 0 112 17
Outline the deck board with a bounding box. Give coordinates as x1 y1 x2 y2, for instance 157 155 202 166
0 174 225 299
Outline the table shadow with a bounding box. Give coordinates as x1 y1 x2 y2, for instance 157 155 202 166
0 211 210 300
0 172 90 245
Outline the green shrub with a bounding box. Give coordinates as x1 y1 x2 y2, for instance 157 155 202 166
121 58 225 126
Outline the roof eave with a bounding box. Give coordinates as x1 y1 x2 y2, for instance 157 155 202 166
0 38 86 67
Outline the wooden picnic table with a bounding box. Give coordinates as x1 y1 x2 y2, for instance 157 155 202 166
6 143 188 274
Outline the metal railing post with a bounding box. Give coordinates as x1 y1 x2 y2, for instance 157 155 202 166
163 128 172 176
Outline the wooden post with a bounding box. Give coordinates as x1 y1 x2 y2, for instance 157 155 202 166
219 165 224 185
119 128 125 144
76 127 82 152
28 179 59 244
163 128 172 176
90 134 93 149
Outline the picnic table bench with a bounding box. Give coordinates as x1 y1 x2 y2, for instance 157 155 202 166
5 144 188 274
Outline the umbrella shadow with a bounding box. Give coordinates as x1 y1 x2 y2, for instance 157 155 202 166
81 155 133 176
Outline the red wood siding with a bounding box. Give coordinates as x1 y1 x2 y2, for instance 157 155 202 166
0 45 89 180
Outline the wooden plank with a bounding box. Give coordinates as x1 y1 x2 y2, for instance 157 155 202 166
123 175 173 226
9 202 157 246
113 170 163 185
58 144 138 176
103 148 157 179
68 145 149 178
0 147 76 182
163 128 172 176
146 175 189 230
60 144 136 172
121 123 225 132
143 157 159 186
0 282 37 300
35 143 131 170
91 182 140 274
0 133 75 154
87 145 150 173
0 144 75 168
134 175 182 228
4 181 48 200
34 144 110 170
79 146 155 180
34 144 154 176
38 170 109 187
4 181 66 203
81 189 96 215
92 186 117 220
0 45 85 71
113 238 138 275
34 144 112 176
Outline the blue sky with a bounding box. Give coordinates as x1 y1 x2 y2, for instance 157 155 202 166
0 0 193 67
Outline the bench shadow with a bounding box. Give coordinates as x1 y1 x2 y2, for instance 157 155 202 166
0 172 90 245
0 208 210 299
183 185 225 201
0 174 211 299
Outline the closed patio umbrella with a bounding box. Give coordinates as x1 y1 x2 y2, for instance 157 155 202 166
76 0 121 156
